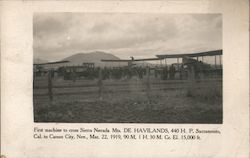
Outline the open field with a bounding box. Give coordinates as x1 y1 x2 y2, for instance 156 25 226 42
33 77 222 123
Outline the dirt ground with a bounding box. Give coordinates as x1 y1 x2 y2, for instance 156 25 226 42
33 87 222 123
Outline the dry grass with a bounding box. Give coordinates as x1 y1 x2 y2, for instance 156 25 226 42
34 84 222 123
186 81 222 104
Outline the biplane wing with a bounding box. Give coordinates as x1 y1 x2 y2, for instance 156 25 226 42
101 58 161 62
133 58 161 61
156 49 222 59
101 59 132 62
33 60 69 65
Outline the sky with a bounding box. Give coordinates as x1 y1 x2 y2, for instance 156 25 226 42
33 13 222 61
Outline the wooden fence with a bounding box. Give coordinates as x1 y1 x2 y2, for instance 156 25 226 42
33 68 222 101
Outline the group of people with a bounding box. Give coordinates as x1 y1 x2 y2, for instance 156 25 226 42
55 64 187 81
34 58 222 82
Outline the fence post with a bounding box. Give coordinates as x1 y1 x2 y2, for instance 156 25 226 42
146 66 151 89
188 66 195 81
146 66 151 95
48 70 53 101
98 68 103 100
187 66 195 96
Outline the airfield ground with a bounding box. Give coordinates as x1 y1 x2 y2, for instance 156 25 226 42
33 77 222 123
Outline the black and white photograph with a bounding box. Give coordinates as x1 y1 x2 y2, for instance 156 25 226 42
33 13 223 123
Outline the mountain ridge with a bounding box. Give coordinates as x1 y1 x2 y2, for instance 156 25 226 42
61 51 126 67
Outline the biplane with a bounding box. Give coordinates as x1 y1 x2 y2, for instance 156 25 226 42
101 49 222 80
156 49 222 64
156 49 223 79
33 60 69 77
101 50 222 67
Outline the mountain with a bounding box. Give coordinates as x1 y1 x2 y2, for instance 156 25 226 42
62 51 127 67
